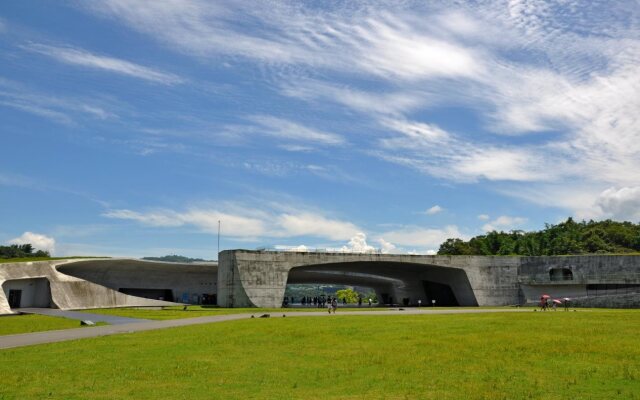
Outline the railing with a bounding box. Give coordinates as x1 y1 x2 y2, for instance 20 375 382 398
255 246 388 254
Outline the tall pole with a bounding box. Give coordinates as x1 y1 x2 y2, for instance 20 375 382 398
217 220 221 261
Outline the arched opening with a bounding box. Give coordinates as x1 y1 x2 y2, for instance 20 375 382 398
2 278 53 309
549 268 573 281
286 261 477 307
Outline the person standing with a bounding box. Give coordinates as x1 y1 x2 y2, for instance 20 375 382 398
331 297 338 314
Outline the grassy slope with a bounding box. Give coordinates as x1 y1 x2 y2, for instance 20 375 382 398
79 305 395 320
0 256 108 264
1 310 639 399
0 314 87 335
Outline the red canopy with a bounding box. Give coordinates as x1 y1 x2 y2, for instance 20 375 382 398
553 299 562 304
541 294 551 299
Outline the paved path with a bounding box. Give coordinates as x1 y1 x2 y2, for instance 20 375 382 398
0 308 529 350
18 308 148 325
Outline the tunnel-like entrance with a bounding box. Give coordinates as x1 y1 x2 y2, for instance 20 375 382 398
286 261 477 307
2 278 53 309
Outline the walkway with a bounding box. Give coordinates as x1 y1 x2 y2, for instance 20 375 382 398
18 308 148 325
0 308 528 350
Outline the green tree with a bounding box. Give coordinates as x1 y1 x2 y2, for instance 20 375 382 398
335 288 359 304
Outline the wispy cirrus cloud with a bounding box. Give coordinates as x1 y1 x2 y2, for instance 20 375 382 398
24 43 184 85
79 1 640 220
0 77 117 125
248 115 345 146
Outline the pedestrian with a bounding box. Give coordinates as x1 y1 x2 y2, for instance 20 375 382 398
331 297 338 313
368 298 372 307
327 298 332 314
540 296 546 311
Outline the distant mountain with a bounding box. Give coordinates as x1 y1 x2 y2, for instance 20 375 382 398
142 255 215 263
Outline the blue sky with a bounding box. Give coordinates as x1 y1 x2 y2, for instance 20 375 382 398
1 1 640 258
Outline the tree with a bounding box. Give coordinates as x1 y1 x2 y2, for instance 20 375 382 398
335 288 359 303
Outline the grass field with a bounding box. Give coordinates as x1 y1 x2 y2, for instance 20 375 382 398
79 305 400 320
1 310 638 399
0 314 91 336
0 256 108 264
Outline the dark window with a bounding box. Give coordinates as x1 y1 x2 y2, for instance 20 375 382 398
549 268 573 281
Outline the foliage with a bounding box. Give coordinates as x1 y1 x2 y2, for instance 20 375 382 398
142 255 212 263
0 244 50 259
1 311 639 399
335 288 360 303
438 218 640 255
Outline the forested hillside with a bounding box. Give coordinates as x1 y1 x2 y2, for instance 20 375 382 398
0 244 50 259
438 218 640 256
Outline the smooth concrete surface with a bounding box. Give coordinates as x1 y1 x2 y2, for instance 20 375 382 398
218 251 640 308
218 251 521 308
18 308 149 325
57 259 217 303
0 259 177 315
0 308 529 350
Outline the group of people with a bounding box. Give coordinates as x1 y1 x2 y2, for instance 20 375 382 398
282 295 374 308
539 295 571 311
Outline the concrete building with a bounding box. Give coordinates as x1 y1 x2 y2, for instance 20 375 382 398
0 258 217 315
217 250 640 308
2 251 640 315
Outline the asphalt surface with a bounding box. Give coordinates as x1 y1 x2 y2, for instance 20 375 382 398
0 308 529 350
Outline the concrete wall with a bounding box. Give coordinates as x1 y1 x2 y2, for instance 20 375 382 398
57 259 217 303
218 251 522 308
0 259 187 315
2 278 52 308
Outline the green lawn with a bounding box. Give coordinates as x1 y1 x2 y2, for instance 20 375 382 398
79 305 397 320
1 310 639 399
0 256 108 264
0 314 90 335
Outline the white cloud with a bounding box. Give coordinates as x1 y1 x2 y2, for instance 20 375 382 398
249 115 345 146
277 213 359 241
103 206 360 241
85 2 484 82
80 2 640 219
8 232 56 254
477 214 490 221
0 78 117 125
24 43 184 85
482 216 527 232
338 232 376 253
380 225 466 249
377 238 397 254
424 205 443 215
583 187 640 222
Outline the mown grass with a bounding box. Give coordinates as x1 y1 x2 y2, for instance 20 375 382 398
1 310 639 399
78 305 398 320
0 256 109 264
0 314 94 335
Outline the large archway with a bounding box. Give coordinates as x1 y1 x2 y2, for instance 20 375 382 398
286 261 478 307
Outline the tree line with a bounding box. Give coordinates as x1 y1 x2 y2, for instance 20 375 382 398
0 244 50 259
438 218 640 256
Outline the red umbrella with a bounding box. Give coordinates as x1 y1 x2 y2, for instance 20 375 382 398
553 299 562 304
541 294 551 299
